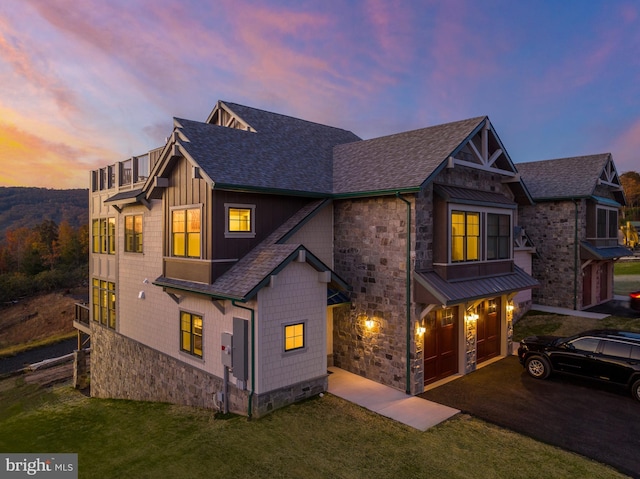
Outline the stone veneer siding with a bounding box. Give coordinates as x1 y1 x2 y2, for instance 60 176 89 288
91 324 325 418
519 199 586 308
333 195 422 394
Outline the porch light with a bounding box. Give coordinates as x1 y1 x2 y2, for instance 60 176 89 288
365 317 376 329
465 313 478 323
417 325 426 335
506 303 515 313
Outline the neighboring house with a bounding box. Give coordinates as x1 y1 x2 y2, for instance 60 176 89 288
518 154 632 310
75 101 538 417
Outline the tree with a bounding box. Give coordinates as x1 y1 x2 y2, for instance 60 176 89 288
621 171 640 220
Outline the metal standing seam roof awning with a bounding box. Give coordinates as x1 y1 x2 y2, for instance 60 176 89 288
414 265 539 307
580 242 633 261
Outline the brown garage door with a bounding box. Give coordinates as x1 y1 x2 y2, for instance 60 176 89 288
477 299 501 363
424 307 458 385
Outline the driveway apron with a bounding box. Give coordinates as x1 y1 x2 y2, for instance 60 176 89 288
419 356 640 479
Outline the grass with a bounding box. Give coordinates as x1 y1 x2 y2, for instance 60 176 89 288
614 260 640 275
0 379 627 479
514 311 640 342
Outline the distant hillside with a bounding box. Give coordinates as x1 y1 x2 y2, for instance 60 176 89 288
0 187 88 241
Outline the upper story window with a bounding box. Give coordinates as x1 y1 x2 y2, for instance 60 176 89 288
124 214 143 253
596 206 618 239
449 208 512 263
92 218 115 254
225 203 256 238
487 214 510 260
451 211 479 262
172 207 201 258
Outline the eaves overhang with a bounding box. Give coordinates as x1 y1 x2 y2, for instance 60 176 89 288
414 265 539 307
580 242 633 261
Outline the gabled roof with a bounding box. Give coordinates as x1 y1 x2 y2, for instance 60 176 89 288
170 110 360 195
333 117 486 195
517 153 625 204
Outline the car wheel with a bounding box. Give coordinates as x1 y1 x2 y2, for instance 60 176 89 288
632 378 640 402
525 355 551 379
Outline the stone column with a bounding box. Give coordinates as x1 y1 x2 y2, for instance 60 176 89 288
73 349 90 390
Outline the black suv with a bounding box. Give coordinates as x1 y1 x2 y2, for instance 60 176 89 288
518 329 640 401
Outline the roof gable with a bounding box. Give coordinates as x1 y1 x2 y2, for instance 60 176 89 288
517 153 623 201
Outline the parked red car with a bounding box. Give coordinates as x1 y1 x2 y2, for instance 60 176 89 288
631 291 640 312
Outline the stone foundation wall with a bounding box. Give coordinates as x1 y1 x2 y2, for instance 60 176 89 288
91 325 325 417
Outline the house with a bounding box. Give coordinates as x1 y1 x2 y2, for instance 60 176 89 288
517 154 632 310
75 101 538 417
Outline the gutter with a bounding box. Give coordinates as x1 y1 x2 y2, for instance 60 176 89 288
232 300 256 419
573 199 579 310
396 192 412 395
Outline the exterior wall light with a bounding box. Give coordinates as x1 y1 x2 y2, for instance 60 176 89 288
365 317 376 329
417 325 426 335
465 313 478 323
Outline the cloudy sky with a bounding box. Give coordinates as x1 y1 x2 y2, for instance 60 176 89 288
0 0 638 189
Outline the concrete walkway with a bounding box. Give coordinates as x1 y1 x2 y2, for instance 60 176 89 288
327 367 459 431
530 303 609 319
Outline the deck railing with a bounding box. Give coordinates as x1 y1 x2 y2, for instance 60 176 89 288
74 303 91 335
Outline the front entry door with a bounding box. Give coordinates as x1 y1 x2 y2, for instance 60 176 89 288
477 299 501 363
424 307 458 386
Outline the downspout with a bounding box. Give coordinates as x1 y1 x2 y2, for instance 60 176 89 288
573 199 579 310
232 299 255 419
396 192 412 395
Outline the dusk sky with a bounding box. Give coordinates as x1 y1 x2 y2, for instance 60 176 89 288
0 0 638 189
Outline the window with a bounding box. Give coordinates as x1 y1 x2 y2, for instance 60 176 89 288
596 206 618 239
568 337 600 353
225 203 255 238
451 211 479 262
125 215 143 253
92 278 116 329
92 218 115 254
441 308 454 327
601 341 631 358
180 312 203 358
487 214 510 260
284 323 305 352
172 207 201 257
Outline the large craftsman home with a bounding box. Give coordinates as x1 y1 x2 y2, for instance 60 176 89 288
75 101 539 417
518 154 631 310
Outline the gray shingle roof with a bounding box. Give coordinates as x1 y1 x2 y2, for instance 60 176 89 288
332 117 486 194
517 154 611 200
175 105 360 194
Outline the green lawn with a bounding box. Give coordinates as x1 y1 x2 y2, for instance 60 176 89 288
514 312 640 342
615 261 640 275
0 379 626 479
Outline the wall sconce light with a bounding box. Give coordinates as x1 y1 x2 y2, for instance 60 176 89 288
138 291 145 300
417 325 426 335
506 303 515 313
143 278 149 284
465 313 478 323
365 317 376 329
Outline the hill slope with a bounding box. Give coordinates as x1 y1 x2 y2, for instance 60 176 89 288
0 187 88 240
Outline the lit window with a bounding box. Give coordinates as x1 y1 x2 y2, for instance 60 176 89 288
172 207 201 258
180 312 203 358
451 211 479 262
125 214 143 253
92 278 116 329
92 218 115 254
229 208 251 232
284 323 305 352
225 204 255 238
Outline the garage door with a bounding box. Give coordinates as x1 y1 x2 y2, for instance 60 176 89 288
424 307 458 385
477 299 501 363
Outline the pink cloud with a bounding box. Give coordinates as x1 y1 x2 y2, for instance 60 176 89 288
0 28 79 116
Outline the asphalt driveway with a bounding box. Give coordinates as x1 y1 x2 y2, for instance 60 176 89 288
419 356 640 478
